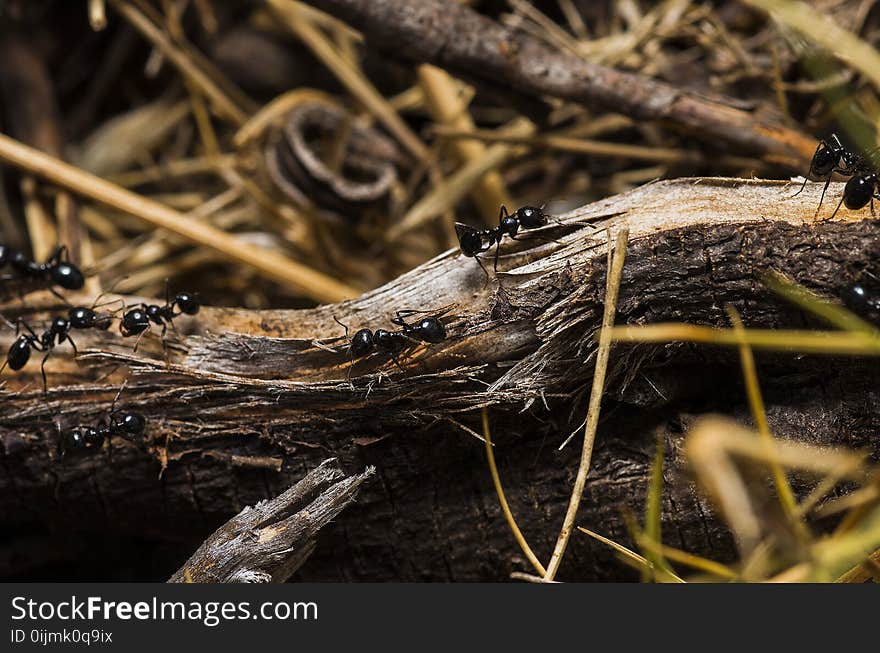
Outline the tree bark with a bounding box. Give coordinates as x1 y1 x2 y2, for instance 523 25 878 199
1 178 879 581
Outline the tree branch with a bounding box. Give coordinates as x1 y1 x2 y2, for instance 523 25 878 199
298 0 816 169
2 178 879 580
168 458 373 583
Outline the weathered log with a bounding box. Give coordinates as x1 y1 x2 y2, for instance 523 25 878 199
168 458 373 583
1 178 879 581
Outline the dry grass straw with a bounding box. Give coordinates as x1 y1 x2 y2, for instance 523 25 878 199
481 409 547 577
584 271 880 582
417 65 512 223
745 0 880 95
109 0 248 125
543 227 629 580
266 0 428 161
0 133 358 303
389 118 535 241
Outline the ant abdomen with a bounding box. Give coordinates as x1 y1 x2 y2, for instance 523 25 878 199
116 413 146 440
7 336 33 371
842 283 880 318
51 263 85 290
175 293 200 315
844 175 877 210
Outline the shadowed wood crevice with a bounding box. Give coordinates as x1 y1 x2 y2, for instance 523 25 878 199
1 178 879 580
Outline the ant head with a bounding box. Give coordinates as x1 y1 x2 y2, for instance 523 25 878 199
350 328 374 358
51 262 85 290
60 428 87 454
175 292 200 316
120 308 150 337
116 413 146 439
843 174 876 210
811 138 841 176
455 224 484 257
417 317 446 343
516 206 548 229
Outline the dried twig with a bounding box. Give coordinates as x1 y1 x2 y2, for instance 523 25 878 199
169 458 374 582
299 0 816 168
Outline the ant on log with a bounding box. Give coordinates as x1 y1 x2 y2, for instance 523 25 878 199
829 157 880 220
54 382 146 457
455 205 550 277
1 303 115 392
334 309 449 380
119 284 200 353
795 134 880 219
0 244 85 296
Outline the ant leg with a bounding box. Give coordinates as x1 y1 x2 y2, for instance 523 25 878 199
160 323 170 367
474 254 490 283
814 176 833 218
39 349 52 394
498 205 510 227
91 277 127 311
828 193 846 221
132 324 151 353
391 310 420 328
790 173 812 198
792 144 822 198
492 241 502 273
66 335 78 359
48 286 68 304
389 353 407 374
346 351 356 388
46 245 65 266
111 379 128 414
0 311 16 331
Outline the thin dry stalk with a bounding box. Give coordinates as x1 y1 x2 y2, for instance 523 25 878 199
418 65 512 223
482 409 547 577
109 0 247 124
0 132 359 303
544 227 629 580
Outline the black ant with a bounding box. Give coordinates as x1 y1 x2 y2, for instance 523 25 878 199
334 310 448 380
794 133 880 219
828 157 880 220
0 244 85 295
1 303 115 392
793 134 859 215
455 205 550 277
119 284 200 353
55 381 146 457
